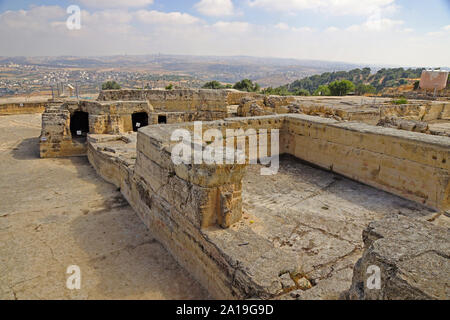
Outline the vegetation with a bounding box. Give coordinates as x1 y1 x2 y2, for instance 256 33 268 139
204 67 424 98
355 83 376 95
261 86 293 96
202 81 226 89
102 81 121 90
392 98 408 105
281 67 424 96
233 79 260 92
165 83 174 90
328 80 355 96
313 85 331 96
261 86 310 96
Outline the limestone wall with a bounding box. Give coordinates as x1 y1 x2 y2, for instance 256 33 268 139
284 114 449 211
85 113 449 299
39 104 87 158
97 89 258 111
381 101 450 121
0 102 46 115
40 100 153 157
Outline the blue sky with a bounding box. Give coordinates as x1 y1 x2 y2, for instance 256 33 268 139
0 0 448 66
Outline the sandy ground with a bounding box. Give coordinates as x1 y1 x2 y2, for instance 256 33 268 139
0 114 209 300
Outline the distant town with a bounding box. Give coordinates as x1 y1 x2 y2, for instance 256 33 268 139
0 63 204 97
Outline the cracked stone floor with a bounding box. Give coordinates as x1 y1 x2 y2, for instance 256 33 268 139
0 114 209 300
229 155 447 299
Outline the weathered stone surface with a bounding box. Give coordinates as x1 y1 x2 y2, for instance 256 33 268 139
377 116 429 133
0 102 46 115
34 89 450 301
348 215 450 300
0 114 209 300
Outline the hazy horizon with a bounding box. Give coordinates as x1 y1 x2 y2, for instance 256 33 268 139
0 0 449 67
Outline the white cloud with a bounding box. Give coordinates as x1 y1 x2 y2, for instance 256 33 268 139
364 17 404 31
275 22 289 30
135 10 201 25
76 0 154 9
212 21 251 33
249 0 397 16
195 0 235 16
0 5 448 67
424 25 450 37
325 26 339 32
0 6 66 30
275 23 313 32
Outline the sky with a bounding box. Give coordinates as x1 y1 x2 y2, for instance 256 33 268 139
0 0 449 67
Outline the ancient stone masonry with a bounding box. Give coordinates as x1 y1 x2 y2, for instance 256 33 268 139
348 215 449 300
238 95 450 126
40 100 151 157
40 89 253 158
88 115 449 299
39 89 450 300
0 101 46 115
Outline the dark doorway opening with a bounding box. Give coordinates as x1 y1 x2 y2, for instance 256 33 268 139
70 111 89 139
132 112 149 132
158 115 167 124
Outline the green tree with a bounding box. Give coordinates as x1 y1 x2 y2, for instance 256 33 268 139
293 89 310 96
102 81 121 90
328 80 355 96
233 79 260 92
165 83 174 90
355 83 376 95
261 86 292 96
313 85 331 96
202 81 225 89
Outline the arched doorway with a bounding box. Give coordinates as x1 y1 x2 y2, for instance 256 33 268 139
158 115 167 124
70 111 89 139
132 112 149 132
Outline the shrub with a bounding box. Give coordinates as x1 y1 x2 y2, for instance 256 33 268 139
355 83 376 95
392 98 408 105
294 89 311 96
233 79 260 92
328 80 355 96
202 81 225 89
313 85 331 96
102 81 121 90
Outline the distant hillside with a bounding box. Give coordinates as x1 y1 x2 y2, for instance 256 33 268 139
284 67 425 94
0 54 363 87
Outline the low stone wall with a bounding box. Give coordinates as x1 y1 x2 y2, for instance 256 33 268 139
86 113 448 299
284 114 449 211
40 101 153 158
0 102 46 115
40 92 242 158
39 105 87 158
381 101 450 121
348 215 449 300
238 96 450 125
97 89 258 111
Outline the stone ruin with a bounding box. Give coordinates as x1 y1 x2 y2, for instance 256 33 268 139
39 89 450 300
